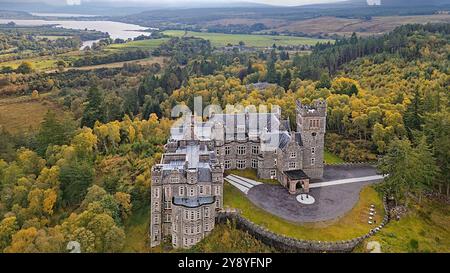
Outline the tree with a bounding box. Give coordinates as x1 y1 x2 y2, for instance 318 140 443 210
404 89 423 134
0 217 18 251
4 227 65 253
423 110 450 196
266 60 277 84
61 203 125 252
280 69 291 90
16 62 33 74
378 137 439 205
81 87 106 128
59 160 94 207
36 111 76 156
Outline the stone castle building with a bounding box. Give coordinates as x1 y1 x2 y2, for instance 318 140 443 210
150 100 326 248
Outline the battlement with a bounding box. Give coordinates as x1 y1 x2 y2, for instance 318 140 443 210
296 100 327 117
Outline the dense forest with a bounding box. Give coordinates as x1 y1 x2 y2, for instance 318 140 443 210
0 23 448 252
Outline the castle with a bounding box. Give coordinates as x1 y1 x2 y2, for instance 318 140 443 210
150 100 326 248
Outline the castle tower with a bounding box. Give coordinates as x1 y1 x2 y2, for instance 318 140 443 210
296 100 327 179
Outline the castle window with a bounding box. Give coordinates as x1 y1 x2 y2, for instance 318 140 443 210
225 146 231 155
189 187 195 197
154 230 158 241
252 145 259 155
190 211 195 220
289 162 297 169
164 187 171 199
216 148 220 156
290 152 296 158
196 210 200 220
164 213 171 222
270 170 276 178
310 119 319 129
173 235 177 245
154 201 159 210
171 176 179 183
215 186 220 195
311 158 315 165
224 160 231 169
237 145 246 155
179 186 185 196
205 222 209 231
274 158 277 166
197 224 200 233
205 207 210 218
251 159 258 169
153 188 159 198
173 222 177 231
199 185 204 194
154 215 159 224
164 201 171 209
184 211 189 220
237 160 246 169
311 147 315 155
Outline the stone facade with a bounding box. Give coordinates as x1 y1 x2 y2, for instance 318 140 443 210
150 100 327 249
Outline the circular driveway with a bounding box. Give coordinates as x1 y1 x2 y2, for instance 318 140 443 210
246 165 381 223
247 181 375 223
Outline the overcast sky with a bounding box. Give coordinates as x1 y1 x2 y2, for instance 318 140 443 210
6 0 354 7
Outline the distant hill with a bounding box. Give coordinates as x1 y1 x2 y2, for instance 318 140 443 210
381 0 450 6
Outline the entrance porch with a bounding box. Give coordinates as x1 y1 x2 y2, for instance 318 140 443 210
284 169 310 194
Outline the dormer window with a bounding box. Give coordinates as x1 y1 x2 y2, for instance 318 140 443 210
290 152 296 158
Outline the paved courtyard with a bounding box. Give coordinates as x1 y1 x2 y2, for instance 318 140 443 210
226 165 384 223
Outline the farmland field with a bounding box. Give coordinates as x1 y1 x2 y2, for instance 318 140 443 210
0 96 67 133
163 30 333 47
107 38 169 51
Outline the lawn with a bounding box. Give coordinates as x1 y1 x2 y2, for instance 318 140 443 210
223 181 384 241
324 150 345 164
225 168 278 185
163 30 334 48
0 96 67 133
359 199 450 253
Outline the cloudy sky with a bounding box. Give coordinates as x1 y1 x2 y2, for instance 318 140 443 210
7 0 354 7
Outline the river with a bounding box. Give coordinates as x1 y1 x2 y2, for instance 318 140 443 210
0 18 153 49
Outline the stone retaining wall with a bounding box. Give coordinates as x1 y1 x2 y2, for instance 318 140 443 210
216 196 390 253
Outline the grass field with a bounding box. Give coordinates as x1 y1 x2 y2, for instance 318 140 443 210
0 56 59 71
0 96 66 133
107 38 169 51
163 30 333 48
70 56 167 71
357 199 450 253
223 181 384 241
226 168 278 185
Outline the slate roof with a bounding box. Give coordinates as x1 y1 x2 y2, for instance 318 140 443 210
172 196 215 208
284 169 309 180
